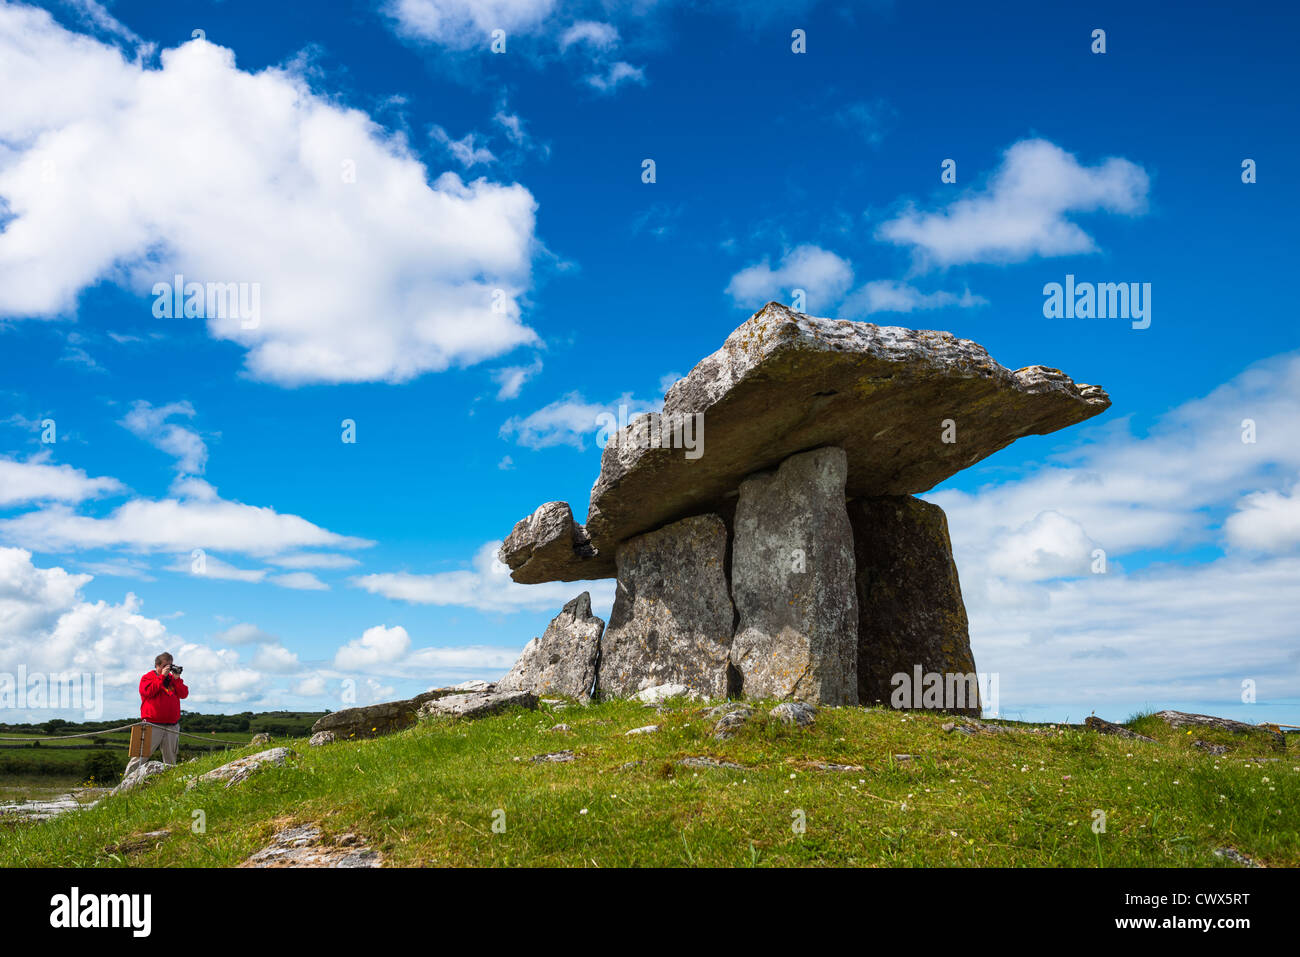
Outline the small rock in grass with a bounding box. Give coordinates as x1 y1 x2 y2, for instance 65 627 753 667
531 750 575 763
770 702 817 727
712 706 754 740
678 756 744 770
309 730 335 747
549 723 572 733
625 724 660 736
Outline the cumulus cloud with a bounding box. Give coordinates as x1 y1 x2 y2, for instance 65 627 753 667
877 138 1150 269
334 624 412 669
0 454 123 506
353 541 615 613
0 488 372 557
924 349 1300 720
725 244 854 312
1224 481 1300 553
0 5 540 385
0 547 287 717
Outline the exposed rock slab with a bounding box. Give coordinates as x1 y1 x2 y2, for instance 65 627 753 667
1085 716 1156 743
730 448 858 705
497 592 605 699
241 825 381 868
1154 710 1285 749
851 495 980 716
309 688 457 740
187 747 295 790
418 689 537 719
111 760 169 796
595 514 735 699
502 302 1110 582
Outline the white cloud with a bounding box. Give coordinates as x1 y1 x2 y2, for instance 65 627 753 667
120 399 207 474
384 0 556 49
584 60 644 93
0 485 373 557
250 643 300 673
840 280 987 317
0 6 540 385
0 547 284 717
490 356 543 399
725 244 854 312
0 454 123 506
352 540 615 614
268 552 360 570
1224 481 1300 553
291 674 327 696
923 349 1300 719
877 138 1149 269
499 390 657 450
213 623 277 645
560 20 618 51
429 124 496 167
268 571 329 591
334 624 412 669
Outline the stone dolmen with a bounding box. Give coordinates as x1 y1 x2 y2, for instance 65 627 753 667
499 302 1110 713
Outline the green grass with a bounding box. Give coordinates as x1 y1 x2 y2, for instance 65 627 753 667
1 700 1294 867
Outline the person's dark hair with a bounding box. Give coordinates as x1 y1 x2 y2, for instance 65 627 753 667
154 652 174 667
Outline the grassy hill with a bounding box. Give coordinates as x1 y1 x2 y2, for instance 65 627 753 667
1 698 1293 867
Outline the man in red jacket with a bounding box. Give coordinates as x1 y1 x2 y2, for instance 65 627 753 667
138 652 188 766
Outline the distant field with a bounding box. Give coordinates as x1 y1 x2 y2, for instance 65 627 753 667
0 711 326 785
1 699 1293 867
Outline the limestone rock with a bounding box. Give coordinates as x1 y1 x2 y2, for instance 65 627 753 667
631 683 698 705
850 495 980 716
711 705 754 740
241 825 381 868
111 760 169 796
308 730 335 747
500 500 598 583
1084 716 1156 743
250 732 271 745
730 448 858 705
596 515 736 699
625 724 660 735
1155 710 1285 749
188 747 295 789
418 689 537 719
770 702 817 727
310 688 456 740
497 592 605 699
502 302 1110 583
447 679 496 692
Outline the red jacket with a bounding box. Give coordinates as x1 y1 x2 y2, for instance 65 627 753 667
139 670 188 724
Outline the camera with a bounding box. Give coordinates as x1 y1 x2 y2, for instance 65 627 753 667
168 664 183 676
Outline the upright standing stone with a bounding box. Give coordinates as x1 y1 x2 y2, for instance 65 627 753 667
497 592 605 699
849 495 980 716
730 447 859 705
597 514 735 699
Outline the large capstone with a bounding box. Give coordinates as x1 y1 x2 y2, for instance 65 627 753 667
596 514 735 699
729 447 859 705
497 591 605 699
501 302 1110 583
850 495 980 716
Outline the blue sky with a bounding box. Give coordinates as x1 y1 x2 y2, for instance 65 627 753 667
0 0 1297 724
